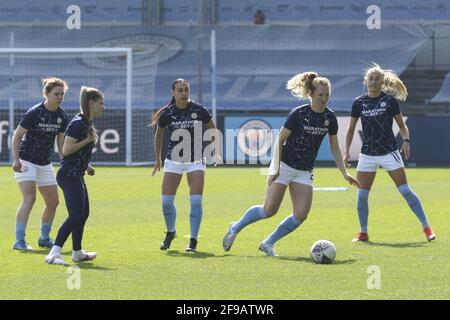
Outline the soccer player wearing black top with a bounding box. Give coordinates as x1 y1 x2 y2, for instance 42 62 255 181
344 64 435 242
45 87 104 266
223 72 359 256
151 79 222 252
11 77 68 251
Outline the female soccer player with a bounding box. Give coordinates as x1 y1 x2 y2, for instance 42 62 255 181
45 86 104 266
11 77 68 251
223 72 359 256
343 64 435 242
151 78 222 252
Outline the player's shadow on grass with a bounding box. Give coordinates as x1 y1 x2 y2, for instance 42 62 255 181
279 256 357 265
165 250 216 259
72 262 116 271
363 241 425 248
16 249 50 255
22 251 80 256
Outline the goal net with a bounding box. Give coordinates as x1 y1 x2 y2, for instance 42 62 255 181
0 47 157 166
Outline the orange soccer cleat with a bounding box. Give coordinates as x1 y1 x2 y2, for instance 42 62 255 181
352 232 369 242
424 226 436 241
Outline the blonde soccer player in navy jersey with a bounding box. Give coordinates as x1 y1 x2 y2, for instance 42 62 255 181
223 72 360 256
45 87 104 266
343 64 435 242
151 79 222 252
11 77 68 251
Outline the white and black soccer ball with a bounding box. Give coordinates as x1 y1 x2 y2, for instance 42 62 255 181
310 240 336 264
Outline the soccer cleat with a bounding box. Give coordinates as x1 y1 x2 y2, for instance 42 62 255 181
352 232 369 242
38 237 54 249
45 254 69 266
222 222 237 252
72 250 97 262
13 240 33 251
160 231 176 250
258 241 278 257
424 227 436 241
185 238 197 252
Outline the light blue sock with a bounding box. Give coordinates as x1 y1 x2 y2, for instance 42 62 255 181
231 205 268 234
398 184 429 228
189 195 203 239
357 189 370 233
40 223 52 240
162 195 177 232
264 214 303 244
16 222 26 242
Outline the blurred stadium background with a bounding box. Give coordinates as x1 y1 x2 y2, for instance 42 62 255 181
1 0 449 166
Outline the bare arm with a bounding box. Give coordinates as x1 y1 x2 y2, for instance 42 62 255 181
206 119 223 165
11 126 28 172
343 116 359 167
56 132 65 160
267 127 292 185
329 134 360 187
152 126 165 176
394 113 410 160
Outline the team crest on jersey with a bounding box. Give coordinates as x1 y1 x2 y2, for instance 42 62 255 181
324 120 329 126
381 102 387 108
191 113 198 119
57 117 62 124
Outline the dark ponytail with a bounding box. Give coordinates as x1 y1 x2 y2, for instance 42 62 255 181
150 97 175 127
150 78 188 127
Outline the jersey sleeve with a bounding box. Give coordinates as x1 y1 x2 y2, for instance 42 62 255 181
19 108 38 130
199 105 212 123
157 110 170 128
388 98 401 117
283 108 299 132
66 120 86 141
350 99 362 118
328 114 338 135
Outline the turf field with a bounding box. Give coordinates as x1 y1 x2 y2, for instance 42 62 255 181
0 166 448 300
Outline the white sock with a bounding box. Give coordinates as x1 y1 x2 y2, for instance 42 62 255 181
50 245 62 257
72 249 83 257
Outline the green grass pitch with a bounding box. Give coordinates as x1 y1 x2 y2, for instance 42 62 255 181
0 166 449 299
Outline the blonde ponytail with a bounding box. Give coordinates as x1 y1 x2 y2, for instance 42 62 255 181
382 70 408 102
286 72 330 99
80 87 89 118
79 86 103 136
79 86 103 119
364 63 408 102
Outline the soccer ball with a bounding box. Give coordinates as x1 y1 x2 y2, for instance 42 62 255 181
310 240 336 264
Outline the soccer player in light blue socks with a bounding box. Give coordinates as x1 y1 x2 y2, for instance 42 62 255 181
11 77 69 251
189 195 203 241
223 72 359 256
344 64 435 242
162 195 177 234
151 79 222 252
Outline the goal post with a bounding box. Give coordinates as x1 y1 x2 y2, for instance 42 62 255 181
0 47 145 166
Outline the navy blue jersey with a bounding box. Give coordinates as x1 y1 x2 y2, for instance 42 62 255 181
351 92 400 156
58 114 95 177
281 104 338 171
158 101 212 162
19 102 68 165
